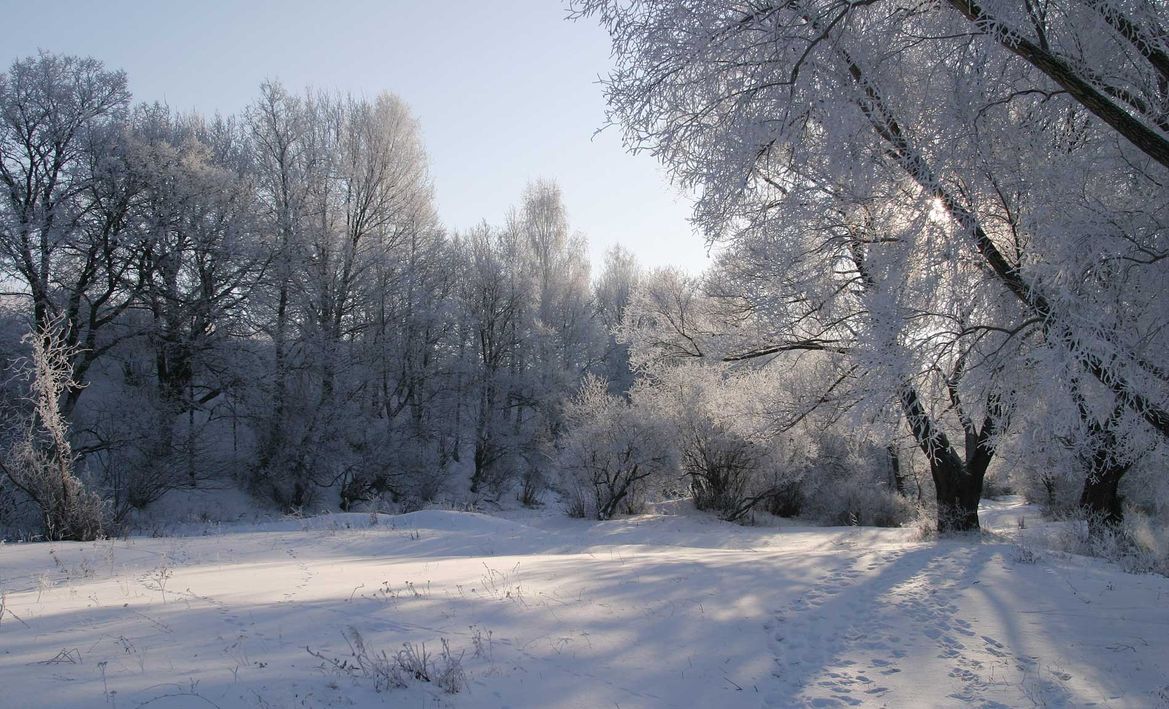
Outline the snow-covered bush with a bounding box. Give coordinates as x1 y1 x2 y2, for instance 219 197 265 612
1003 432 1169 573
0 325 106 541
558 376 672 519
796 435 912 527
340 429 450 512
763 476 806 518
1054 511 1169 576
681 419 767 521
516 432 553 507
633 364 791 522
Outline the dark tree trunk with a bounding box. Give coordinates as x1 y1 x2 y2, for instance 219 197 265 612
928 449 983 533
900 386 998 534
888 444 906 496
1079 468 1124 528
471 439 488 493
901 386 981 532
1079 453 1128 534
1071 392 1130 532
471 436 499 494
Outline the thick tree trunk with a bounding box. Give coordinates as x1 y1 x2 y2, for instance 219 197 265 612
931 459 983 533
901 386 986 533
1079 457 1128 534
1080 469 1123 526
1072 394 1130 531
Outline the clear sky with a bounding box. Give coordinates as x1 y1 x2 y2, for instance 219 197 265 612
1 0 713 273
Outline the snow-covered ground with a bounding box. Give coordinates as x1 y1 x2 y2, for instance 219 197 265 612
1 498 1167 708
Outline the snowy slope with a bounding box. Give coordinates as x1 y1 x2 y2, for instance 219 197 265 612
1 499 1166 708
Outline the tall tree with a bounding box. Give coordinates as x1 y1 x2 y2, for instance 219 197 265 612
573 0 1169 528
0 53 137 418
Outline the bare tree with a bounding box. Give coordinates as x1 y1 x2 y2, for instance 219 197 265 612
0 53 137 419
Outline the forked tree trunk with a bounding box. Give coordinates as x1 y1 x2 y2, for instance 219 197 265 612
847 226 1001 534
930 451 987 533
901 386 999 533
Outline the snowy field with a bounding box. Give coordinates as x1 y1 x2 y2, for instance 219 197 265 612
2 498 1167 708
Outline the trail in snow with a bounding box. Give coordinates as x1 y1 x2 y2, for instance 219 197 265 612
763 545 1044 708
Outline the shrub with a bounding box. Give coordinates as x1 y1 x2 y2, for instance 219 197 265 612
637 364 787 523
307 627 466 695
518 464 547 508
764 477 806 518
682 419 772 522
1055 509 1169 576
798 435 912 527
0 324 106 541
558 376 672 520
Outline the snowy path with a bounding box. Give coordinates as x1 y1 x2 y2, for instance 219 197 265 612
1 501 1167 707
763 545 1048 707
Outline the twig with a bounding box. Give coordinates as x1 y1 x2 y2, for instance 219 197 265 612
0 593 31 628
40 648 82 664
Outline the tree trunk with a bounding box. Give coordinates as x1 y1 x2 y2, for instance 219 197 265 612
929 453 983 533
1080 470 1123 526
1071 392 1129 531
901 386 985 533
888 444 906 496
1079 459 1127 533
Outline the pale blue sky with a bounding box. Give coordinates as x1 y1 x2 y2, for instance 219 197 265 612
2 0 711 272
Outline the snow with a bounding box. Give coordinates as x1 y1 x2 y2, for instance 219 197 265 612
1 498 1167 708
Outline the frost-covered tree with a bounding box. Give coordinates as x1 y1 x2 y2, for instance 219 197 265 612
245 80 311 481
594 245 642 393
243 84 440 509
559 375 673 519
88 106 265 515
620 265 918 526
456 224 527 494
0 53 645 525
573 0 1169 530
455 181 602 500
0 53 136 418
511 181 598 438
131 107 260 413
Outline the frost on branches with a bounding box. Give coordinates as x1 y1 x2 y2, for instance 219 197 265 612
572 0 1169 532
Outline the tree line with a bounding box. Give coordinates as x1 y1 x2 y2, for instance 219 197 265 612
5 15 1168 547
0 53 638 537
